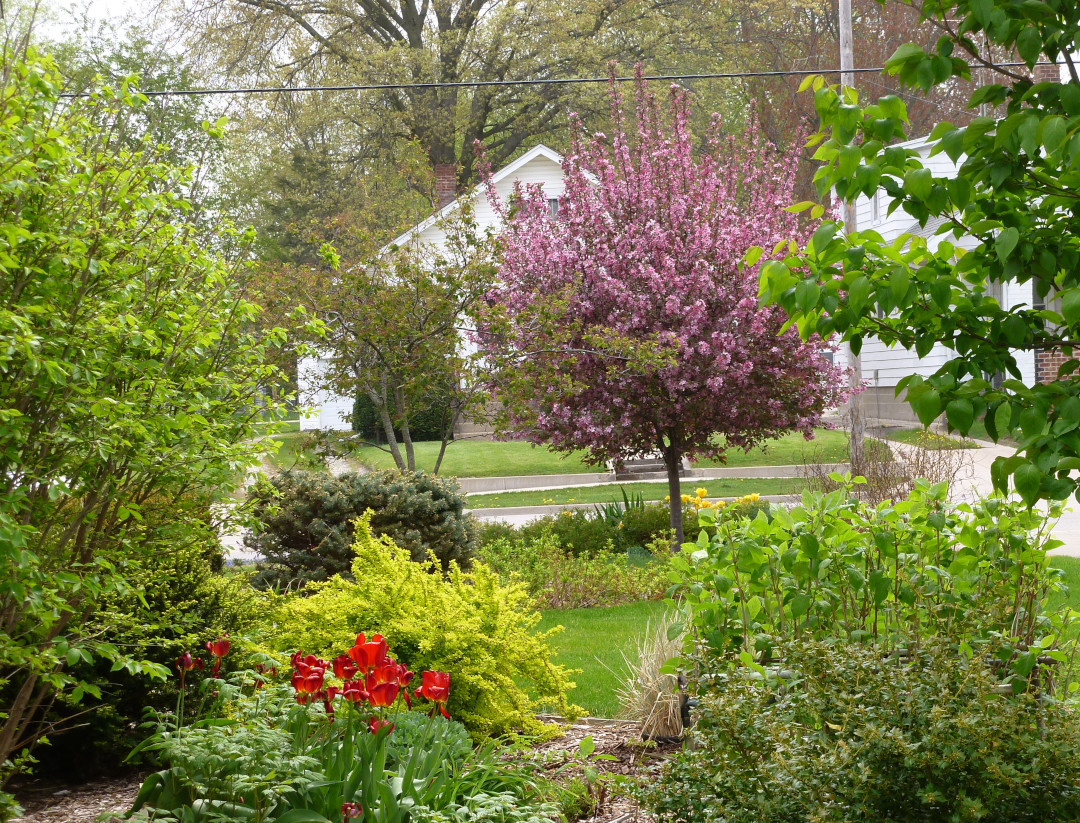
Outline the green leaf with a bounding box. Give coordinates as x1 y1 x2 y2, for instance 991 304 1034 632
1016 27 1042 64
945 399 974 435
578 735 596 757
1014 461 1043 506
789 593 812 618
1061 289 1080 326
995 227 1020 261
912 388 942 427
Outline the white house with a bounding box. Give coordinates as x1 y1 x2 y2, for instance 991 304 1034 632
298 144 567 432
844 135 1038 427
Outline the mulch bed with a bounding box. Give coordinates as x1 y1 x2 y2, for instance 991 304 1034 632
12 719 674 823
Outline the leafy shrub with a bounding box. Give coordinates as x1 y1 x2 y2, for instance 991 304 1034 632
30 521 261 780
476 496 770 559
248 469 475 589
640 639 1080 823
384 712 473 771
476 528 668 608
668 478 1074 691
257 513 579 736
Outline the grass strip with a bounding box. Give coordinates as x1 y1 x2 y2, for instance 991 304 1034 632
467 477 807 509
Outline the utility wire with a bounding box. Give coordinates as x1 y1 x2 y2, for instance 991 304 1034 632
58 61 1050 99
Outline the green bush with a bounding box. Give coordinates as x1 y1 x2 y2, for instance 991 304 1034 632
476 527 668 609
641 639 1080 823
30 512 261 780
256 513 579 736
476 498 770 558
248 469 475 590
667 478 1073 688
352 389 453 442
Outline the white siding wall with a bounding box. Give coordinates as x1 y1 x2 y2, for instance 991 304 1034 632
298 356 354 432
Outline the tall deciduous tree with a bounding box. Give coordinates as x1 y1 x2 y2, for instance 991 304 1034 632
479 76 845 544
171 0 732 189
759 0 1080 507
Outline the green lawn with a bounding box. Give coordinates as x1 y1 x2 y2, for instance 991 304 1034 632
884 428 977 449
1049 556 1080 613
536 600 670 717
264 432 325 472
352 428 847 478
694 428 850 468
352 440 597 477
467 478 806 509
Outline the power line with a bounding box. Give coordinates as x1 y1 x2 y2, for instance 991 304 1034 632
58 62 1049 99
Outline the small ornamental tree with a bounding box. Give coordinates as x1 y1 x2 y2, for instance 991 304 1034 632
478 76 846 544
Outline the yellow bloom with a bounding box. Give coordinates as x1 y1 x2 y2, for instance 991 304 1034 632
664 495 671 502
695 488 708 498
681 494 692 503
750 493 760 502
716 500 727 508
700 500 714 509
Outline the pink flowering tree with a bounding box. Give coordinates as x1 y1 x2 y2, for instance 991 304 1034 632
477 76 846 544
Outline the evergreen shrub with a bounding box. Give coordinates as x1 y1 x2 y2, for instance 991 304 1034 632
248 469 474 589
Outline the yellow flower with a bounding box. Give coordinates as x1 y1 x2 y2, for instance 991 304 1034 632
681 494 691 503
716 500 727 508
664 495 671 502
695 488 708 498
749 493 760 502
700 500 714 509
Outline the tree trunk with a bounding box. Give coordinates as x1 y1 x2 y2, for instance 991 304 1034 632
394 385 416 472
663 446 685 549
431 406 460 476
371 380 405 471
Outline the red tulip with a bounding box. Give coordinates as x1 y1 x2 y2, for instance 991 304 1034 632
342 802 363 820
332 654 358 682
341 679 368 704
414 671 450 718
323 686 340 715
206 636 230 659
346 633 388 673
291 653 327 696
367 681 399 708
368 716 395 735
176 652 203 687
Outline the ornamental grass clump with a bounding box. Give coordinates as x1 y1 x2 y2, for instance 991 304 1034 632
258 512 579 736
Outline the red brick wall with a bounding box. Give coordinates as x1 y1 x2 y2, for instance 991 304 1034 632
1036 348 1076 383
434 164 457 210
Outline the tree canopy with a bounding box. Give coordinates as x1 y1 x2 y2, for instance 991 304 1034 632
759 0 1080 506
479 77 845 543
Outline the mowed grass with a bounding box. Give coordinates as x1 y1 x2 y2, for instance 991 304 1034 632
466 478 807 509
884 428 977 449
352 440 596 477
694 428 850 468
536 600 671 718
353 428 848 478
1049 555 1080 613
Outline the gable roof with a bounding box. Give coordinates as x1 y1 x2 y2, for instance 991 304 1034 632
388 143 564 249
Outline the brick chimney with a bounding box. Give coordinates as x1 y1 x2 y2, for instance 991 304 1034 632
434 164 457 210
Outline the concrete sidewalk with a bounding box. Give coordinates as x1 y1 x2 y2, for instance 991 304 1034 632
883 438 1080 558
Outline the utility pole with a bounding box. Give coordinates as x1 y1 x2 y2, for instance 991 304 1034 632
839 0 865 470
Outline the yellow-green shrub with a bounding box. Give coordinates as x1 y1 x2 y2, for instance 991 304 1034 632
256 513 580 737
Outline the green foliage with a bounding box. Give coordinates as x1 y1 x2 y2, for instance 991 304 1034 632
0 50 292 770
258 514 579 736
759 2 1080 504
476 527 668 609
353 389 453 443
248 470 475 589
640 639 1080 823
132 677 555 823
667 478 1077 695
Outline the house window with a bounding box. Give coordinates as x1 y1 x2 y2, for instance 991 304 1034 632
548 197 560 217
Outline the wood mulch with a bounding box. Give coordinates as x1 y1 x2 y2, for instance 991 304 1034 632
12 719 674 823
13 774 143 823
